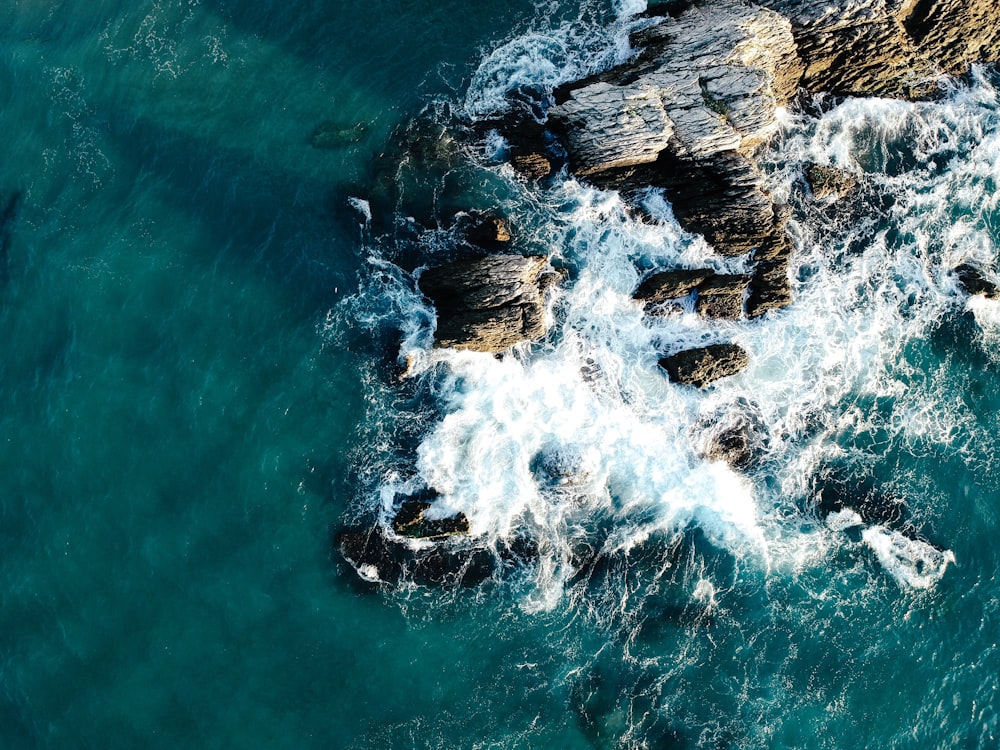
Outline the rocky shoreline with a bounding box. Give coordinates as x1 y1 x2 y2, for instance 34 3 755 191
338 0 1000 584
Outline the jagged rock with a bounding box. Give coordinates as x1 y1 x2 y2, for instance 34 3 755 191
747 260 793 318
549 1 800 258
464 212 512 248
757 0 1000 98
695 274 751 319
392 501 470 540
695 398 770 470
418 254 557 352
550 4 802 170
635 269 714 301
807 164 860 200
659 343 750 387
634 269 750 318
955 263 1000 299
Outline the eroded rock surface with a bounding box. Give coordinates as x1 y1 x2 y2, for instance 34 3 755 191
659 343 750 387
419 254 557 352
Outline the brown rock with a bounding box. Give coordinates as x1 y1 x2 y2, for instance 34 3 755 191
635 269 715 301
695 274 751 319
419 254 557 352
659 344 750 387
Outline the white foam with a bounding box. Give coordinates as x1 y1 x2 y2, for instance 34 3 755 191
463 3 640 119
862 527 956 589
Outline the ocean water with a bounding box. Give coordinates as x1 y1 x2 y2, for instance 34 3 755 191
3 0 1000 748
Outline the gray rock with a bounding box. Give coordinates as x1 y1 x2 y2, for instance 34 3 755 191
659 344 750 387
419 254 557 352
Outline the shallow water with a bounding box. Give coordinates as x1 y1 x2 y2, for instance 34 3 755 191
2 0 1000 748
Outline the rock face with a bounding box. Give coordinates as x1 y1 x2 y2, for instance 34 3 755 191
635 269 751 319
549 0 801 320
659 344 750 387
418 255 557 352
757 0 1000 98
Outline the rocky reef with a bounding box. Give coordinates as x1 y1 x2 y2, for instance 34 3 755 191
339 0 1000 585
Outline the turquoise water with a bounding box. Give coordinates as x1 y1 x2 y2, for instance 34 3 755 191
3 0 1000 747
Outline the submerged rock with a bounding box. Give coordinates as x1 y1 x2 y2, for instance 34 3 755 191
806 164 860 200
337 526 492 587
310 120 368 149
419 254 558 352
464 212 512 248
954 263 1000 299
659 344 750 388
695 398 771 470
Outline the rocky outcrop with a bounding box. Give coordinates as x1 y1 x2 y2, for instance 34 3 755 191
659 344 750 387
418 254 558 352
549 0 801 325
635 269 750 319
757 0 1000 98
954 263 1000 299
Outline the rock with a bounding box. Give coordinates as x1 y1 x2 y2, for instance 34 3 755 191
747 258 793 318
809 461 909 526
550 4 802 170
659 343 750 387
418 254 558 352
634 269 749 318
548 1 800 259
695 398 770 470
511 152 553 179
955 263 1000 299
752 0 1000 98
634 269 714 301
695 274 751 319
806 164 860 200
0 191 21 284
464 212 513 248
392 501 470 540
